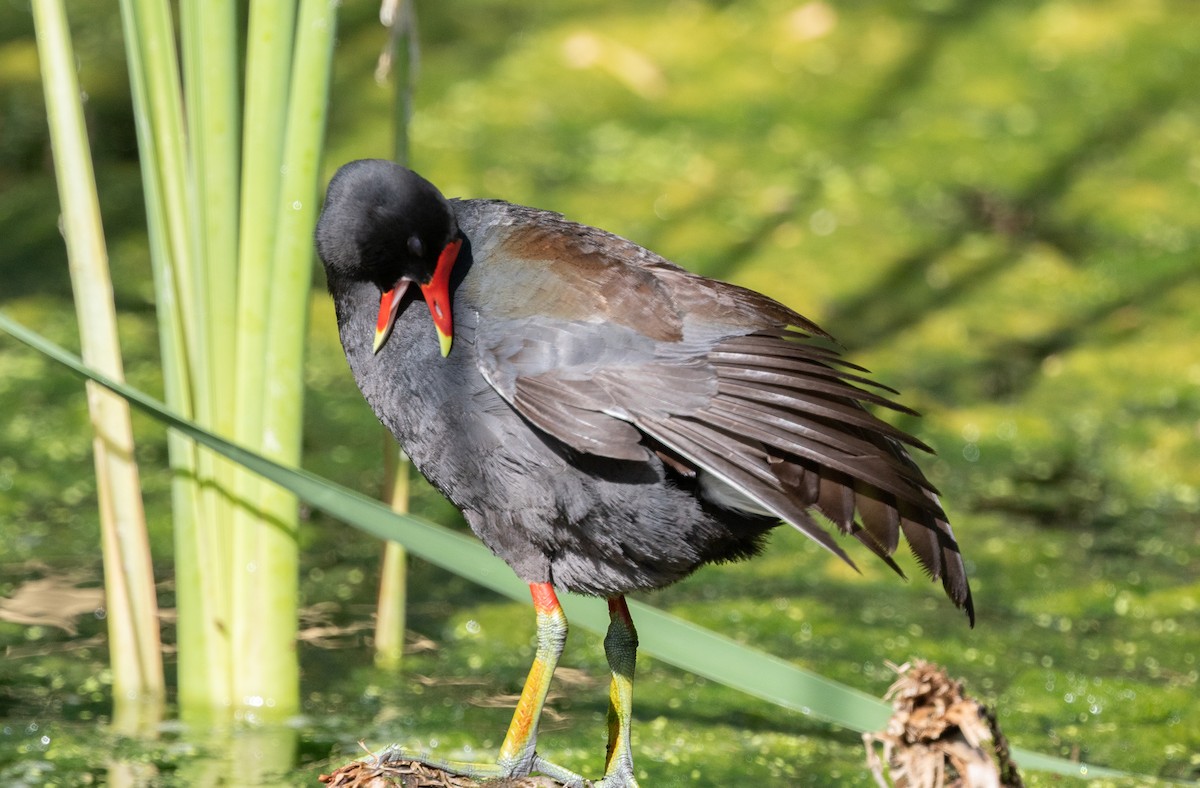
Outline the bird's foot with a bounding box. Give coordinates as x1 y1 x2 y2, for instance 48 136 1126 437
593 768 641 788
367 744 593 787
591 749 640 788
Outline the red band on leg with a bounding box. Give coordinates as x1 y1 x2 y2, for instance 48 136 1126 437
530 582 560 615
607 595 633 629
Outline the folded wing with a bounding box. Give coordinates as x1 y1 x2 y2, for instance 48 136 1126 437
469 214 974 622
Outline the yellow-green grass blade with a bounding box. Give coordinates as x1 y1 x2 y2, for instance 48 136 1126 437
227 1 302 713
227 0 340 720
230 0 298 545
374 0 420 670
180 0 240 432
117 0 232 715
375 444 410 670
178 0 249 722
231 0 297 503
31 0 165 730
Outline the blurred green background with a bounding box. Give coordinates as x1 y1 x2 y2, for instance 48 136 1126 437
1 0 1198 785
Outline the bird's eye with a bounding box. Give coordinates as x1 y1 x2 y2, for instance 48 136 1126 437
407 235 424 257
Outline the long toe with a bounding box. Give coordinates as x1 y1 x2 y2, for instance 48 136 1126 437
594 767 640 788
363 746 598 787
523 755 589 788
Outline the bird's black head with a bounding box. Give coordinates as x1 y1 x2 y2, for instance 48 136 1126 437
316 160 463 357
315 159 458 293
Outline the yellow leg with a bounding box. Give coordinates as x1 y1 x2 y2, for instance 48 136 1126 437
364 583 596 788
598 595 640 788
497 582 570 777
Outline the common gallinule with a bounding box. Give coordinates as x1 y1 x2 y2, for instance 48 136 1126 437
315 159 973 788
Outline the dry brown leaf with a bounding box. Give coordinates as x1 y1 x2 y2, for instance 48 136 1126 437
864 660 1023 788
0 575 105 634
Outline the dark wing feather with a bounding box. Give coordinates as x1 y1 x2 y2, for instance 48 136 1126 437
709 346 905 397
511 375 645 461
718 365 915 415
852 486 902 555
637 415 854 566
703 332 971 617
465 206 973 621
699 401 924 507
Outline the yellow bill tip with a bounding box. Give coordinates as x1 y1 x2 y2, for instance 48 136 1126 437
372 327 389 354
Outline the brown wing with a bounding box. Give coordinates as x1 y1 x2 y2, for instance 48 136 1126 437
639 330 972 621
466 204 974 622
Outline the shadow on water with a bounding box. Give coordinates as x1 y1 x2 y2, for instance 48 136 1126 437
669 0 1005 293
824 77 1189 355
850 0 1004 130
0 162 159 315
933 261 1199 402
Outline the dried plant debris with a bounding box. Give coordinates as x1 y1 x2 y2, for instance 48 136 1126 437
864 661 1023 788
318 745 569 787
0 573 105 634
